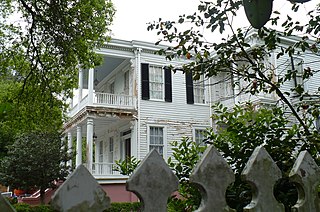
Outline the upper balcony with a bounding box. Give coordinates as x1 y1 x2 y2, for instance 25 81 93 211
67 55 137 118
68 92 136 117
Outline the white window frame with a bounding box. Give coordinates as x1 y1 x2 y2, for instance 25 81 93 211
193 75 206 104
149 65 165 100
147 125 167 159
193 127 208 146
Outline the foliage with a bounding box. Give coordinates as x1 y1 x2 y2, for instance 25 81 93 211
0 132 71 204
104 202 142 212
13 202 142 212
13 203 56 212
207 103 320 211
114 156 141 176
0 0 115 99
0 77 65 161
167 137 206 212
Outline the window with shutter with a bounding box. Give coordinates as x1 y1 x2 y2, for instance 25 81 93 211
141 63 172 102
193 75 205 104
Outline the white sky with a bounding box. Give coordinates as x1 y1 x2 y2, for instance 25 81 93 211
110 0 318 43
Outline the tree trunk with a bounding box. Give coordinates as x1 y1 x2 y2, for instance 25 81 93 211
40 187 45 205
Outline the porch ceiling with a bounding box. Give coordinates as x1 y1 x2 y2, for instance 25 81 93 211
77 117 133 140
82 56 126 88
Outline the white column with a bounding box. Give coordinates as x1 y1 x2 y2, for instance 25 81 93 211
76 126 82 167
67 132 73 168
135 48 142 160
78 68 83 106
86 118 94 172
88 68 94 105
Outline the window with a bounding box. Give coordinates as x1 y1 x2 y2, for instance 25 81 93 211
149 65 164 100
149 126 164 156
108 137 114 163
99 141 103 163
193 75 205 104
186 71 206 104
141 63 172 102
194 128 206 146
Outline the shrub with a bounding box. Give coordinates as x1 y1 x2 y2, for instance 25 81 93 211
104 202 142 212
13 203 56 212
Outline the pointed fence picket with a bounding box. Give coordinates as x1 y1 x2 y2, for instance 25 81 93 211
1 146 319 212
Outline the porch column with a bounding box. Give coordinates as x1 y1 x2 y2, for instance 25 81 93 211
67 132 73 168
76 126 82 167
78 68 83 106
86 118 94 172
88 68 94 105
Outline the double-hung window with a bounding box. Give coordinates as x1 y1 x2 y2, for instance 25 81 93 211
186 71 206 104
109 137 114 163
194 128 206 146
193 75 205 104
141 63 172 102
149 126 164 156
149 65 164 100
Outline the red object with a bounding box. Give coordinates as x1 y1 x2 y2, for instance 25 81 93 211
14 189 26 196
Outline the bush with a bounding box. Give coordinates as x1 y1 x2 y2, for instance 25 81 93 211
105 202 142 212
13 203 56 212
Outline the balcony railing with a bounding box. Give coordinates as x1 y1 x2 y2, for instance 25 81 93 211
94 92 135 108
91 162 120 176
68 92 136 117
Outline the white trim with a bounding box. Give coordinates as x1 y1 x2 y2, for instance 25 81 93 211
147 124 167 159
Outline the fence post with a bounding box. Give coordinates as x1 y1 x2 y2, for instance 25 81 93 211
241 146 284 211
289 150 320 211
51 165 110 212
190 145 235 211
126 149 179 212
0 193 16 212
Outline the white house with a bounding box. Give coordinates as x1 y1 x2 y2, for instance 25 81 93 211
63 32 320 202
63 39 212 202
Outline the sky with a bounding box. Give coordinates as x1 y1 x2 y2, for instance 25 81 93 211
110 0 200 42
109 0 318 43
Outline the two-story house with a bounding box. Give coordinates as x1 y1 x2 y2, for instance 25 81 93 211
63 32 320 202
63 39 212 202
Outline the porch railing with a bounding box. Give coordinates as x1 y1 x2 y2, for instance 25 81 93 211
93 92 136 109
91 162 120 176
68 92 136 117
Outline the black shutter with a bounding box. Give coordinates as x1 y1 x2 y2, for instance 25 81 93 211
185 71 194 104
164 67 172 102
141 63 149 100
